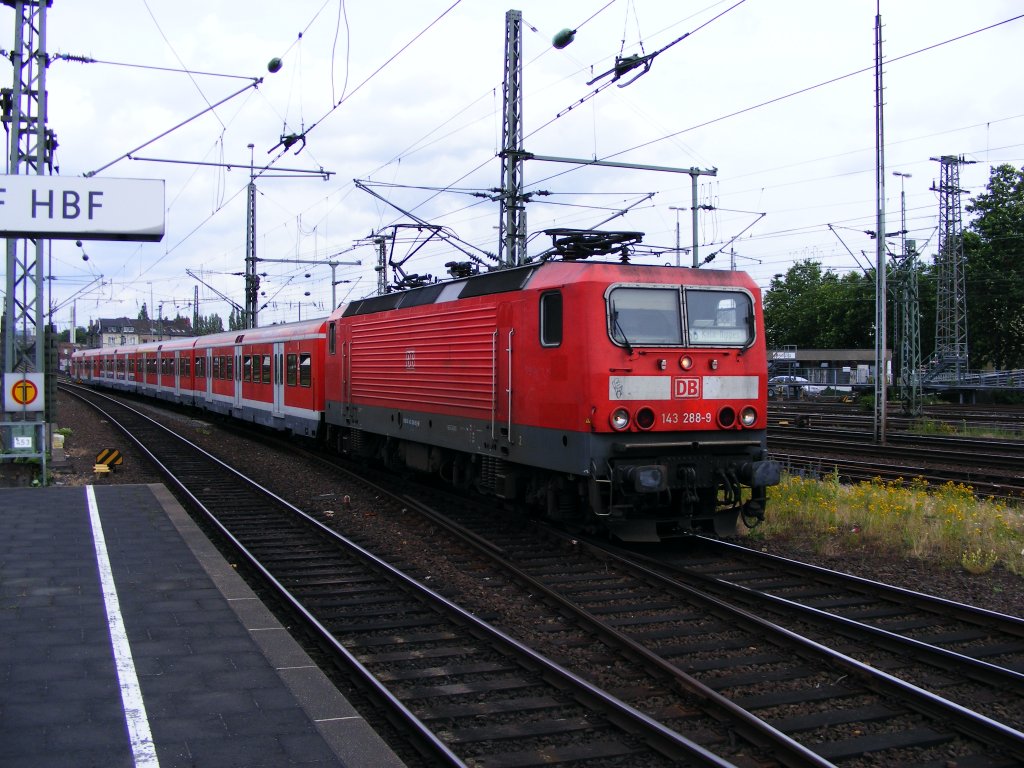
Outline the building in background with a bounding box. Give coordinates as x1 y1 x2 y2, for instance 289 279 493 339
85 317 193 349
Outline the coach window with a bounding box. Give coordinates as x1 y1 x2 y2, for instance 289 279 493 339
262 355 272 384
299 353 312 387
328 322 336 354
225 356 234 381
286 353 298 386
540 291 563 347
242 355 251 382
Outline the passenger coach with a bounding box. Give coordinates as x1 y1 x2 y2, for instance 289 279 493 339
74 317 326 437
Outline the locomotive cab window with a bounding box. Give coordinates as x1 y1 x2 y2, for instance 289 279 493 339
607 287 683 346
684 289 754 346
540 291 563 347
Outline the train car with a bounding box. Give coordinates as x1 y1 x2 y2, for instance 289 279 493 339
71 252 778 541
73 346 114 386
151 336 198 403
191 318 327 436
322 259 779 540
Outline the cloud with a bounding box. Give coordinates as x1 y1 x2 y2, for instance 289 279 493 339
9 0 1021 329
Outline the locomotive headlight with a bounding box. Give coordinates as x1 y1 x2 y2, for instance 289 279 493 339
679 355 693 370
635 406 656 431
740 406 757 427
610 407 631 431
718 406 736 428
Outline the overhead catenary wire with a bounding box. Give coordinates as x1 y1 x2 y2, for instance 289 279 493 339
48 3 1023 325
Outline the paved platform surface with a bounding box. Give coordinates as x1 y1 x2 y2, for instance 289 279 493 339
0 483 406 768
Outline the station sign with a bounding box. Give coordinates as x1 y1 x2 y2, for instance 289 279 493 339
0 175 165 242
3 372 45 412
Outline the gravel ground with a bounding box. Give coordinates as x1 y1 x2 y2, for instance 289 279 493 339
41 390 1024 619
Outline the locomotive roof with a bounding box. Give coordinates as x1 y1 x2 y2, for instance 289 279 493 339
335 259 756 319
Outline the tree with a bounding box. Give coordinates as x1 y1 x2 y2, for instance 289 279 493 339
194 314 225 335
56 326 88 343
964 163 1024 369
137 303 150 321
763 260 875 349
229 307 245 331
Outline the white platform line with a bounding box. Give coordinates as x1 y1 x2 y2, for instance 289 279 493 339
86 485 161 768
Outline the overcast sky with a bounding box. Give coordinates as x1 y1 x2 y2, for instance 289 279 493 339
5 0 1022 330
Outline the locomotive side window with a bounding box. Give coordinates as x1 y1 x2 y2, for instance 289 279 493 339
328 322 336 355
608 287 683 346
540 291 563 347
684 289 754 346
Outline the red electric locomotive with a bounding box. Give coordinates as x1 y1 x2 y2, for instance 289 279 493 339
72 255 779 541
321 258 779 540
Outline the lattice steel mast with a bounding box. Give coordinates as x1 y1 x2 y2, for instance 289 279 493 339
892 171 921 415
498 9 526 267
3 0 54 379
929 154 972 383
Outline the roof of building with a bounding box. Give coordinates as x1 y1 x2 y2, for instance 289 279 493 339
96 317 192 337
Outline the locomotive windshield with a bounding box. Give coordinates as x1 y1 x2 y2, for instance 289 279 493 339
684 289 754 345
607 286 754 347
609 287 683 345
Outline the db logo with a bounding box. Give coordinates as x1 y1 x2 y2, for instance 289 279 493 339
674 377 700 398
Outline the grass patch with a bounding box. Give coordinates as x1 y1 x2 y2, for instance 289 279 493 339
909 418 1022 440
756 472 1024 577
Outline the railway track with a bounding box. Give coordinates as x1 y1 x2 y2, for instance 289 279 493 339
630 538 1024 719
769 402 1024 436
66 385 1024 766
767 428 1024 499
401 496 1024 766
64 386 734 767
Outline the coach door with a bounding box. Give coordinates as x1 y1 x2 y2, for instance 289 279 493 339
273 342 285 417
233 345 243 408
202 349 213 404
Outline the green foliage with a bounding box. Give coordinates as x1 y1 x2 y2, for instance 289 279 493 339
764 260 875 348
765 256 937 357
964 163 1024 369
55 326 88 343
764 474 1024 574
194 314 225 335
